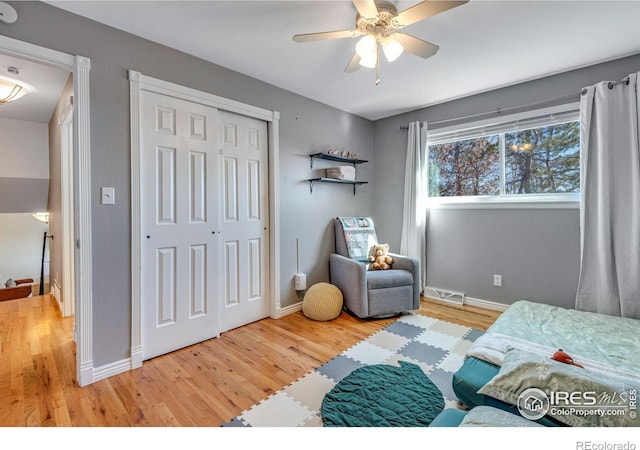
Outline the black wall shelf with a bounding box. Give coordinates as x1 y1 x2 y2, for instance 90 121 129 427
307 153 368 195
309 152 368 169
307 178 368 195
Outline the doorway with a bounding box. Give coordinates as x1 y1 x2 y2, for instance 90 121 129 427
0 53 69 302
0 35 93 386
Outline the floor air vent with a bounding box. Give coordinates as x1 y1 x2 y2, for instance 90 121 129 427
425 287 465 306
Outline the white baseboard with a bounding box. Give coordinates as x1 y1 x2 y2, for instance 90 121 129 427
463 296 510 312
275 301 303 318
53 280 62 312
78 360 95 387
425 292 509 312
130 345 143 369
92 357 133 383
280 291 510 315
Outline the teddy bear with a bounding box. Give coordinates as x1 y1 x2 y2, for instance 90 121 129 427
369 243 393 270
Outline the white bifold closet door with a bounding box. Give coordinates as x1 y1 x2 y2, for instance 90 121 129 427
140 91 269 360
218 110 269 333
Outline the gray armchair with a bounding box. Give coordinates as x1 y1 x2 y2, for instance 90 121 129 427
329 217 420 319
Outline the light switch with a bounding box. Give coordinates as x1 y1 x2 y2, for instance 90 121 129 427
101 187 115 205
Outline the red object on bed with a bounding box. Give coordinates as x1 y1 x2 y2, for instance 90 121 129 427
551 349 584 368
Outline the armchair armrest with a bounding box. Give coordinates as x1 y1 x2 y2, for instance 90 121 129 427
389 253 418 274
389 253 421 308
329 253 368 318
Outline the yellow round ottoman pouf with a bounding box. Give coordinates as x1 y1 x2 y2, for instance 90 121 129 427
303 282 343 321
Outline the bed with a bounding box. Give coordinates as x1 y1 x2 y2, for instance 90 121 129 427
452 300 640 427
429 406 545 428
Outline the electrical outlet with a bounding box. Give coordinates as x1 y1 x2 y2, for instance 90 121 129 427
493 274 502 287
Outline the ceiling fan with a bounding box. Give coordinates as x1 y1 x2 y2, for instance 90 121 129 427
293 0 468 85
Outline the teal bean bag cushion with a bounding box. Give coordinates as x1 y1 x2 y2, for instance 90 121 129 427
321 361 444 427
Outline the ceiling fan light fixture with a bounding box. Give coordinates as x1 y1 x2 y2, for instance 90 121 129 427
382 35 404 62
355 33 377 59
359 52 377 69
292 0 469 83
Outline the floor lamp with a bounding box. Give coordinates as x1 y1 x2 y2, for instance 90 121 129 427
39 231 54 295
32 212 52 296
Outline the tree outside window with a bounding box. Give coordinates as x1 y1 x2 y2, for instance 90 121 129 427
427 120 579 199
505 122 579 194
429 135 499 197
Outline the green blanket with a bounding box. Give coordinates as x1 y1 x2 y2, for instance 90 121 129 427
321 361 444 427
487 300 640 374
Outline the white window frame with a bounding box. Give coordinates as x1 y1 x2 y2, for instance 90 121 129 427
426 103 580 209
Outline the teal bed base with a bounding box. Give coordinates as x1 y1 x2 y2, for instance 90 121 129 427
452 356 564 427
428 408 467 427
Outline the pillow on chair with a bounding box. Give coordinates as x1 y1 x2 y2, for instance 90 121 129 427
337 217 378 261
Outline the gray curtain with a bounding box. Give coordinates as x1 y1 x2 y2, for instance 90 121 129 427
400 121 427 292
576 72 640 319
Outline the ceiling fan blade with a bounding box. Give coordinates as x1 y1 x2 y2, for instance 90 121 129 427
352 0 378 19
393 33 439 59
395 0 468 28
345 54 362 73
293 29 361 43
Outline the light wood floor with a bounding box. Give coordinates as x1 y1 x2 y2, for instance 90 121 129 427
0 294 501 427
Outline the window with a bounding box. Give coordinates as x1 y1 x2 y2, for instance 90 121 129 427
426 108 580 206
504 122 579 195
429 135 500 197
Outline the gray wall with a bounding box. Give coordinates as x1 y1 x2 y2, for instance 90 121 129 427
427 209 579 309
373 54 640 308
3 1 373 366
0 116 49 213
0 177 49 212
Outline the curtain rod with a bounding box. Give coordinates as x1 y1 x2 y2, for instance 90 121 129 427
399 92 580 130
400 75 632 130
580 76 630 94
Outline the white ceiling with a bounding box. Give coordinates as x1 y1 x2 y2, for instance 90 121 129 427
0 52 70 123
45 1 640 120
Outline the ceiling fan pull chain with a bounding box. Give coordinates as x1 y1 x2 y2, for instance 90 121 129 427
375 43 381 85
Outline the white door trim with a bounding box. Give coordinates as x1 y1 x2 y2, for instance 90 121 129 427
0 35 93 386
129 71 281 368
58 104 75 318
